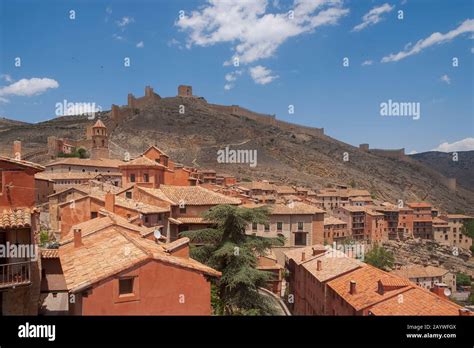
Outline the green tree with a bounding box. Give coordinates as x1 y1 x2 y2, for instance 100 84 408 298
77 147 88 158
456 273 471 287
180 205 284 315
461 219 474 238
364 244 394 271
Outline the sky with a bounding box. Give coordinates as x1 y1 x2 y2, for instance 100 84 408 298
0 0 473 154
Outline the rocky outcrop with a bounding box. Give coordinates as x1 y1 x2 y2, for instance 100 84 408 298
383 239 474 277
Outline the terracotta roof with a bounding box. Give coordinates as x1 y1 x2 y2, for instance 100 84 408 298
242 202 324 214
283 245 328 265
157 185 241 205
324 216 347 226
119 156 167 168
36 172 120 181
391 265 450 279
46 158 123 168
272 202 325 214
368 287 463 316
302 251 363 282
0 156 45 172
143 145 169 158
239 181 276 191
0 209 33 229
138 187 175 204
47 186 91 198
87 190 169 214
327 265 412 311
433 217 448 225
351 196 373 202
92 119 106 128
177 217 211 224
60 211 151 243
445 214 473 220
59 229 220 292
41 248 59 259
340 206 366 213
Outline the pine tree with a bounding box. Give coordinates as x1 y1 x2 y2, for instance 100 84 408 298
179 205 284 315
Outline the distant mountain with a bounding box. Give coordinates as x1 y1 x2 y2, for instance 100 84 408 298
410 151 474 192
0 96 473 214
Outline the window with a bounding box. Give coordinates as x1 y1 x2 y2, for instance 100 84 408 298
298 222 304 230
143 173 149 182
180 206 186 214
277 222 283 231
91 212 98 219
252 223 257 231
125 191 132 199
130 174 136 183
144 216 149 224
119 278 134 296
264 224 270 232
295 232 307 246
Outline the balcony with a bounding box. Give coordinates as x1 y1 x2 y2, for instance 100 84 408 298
0 261 31 289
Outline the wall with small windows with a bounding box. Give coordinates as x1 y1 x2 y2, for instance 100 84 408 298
75 259 212 315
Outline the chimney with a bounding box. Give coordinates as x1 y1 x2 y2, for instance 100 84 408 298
349 280 357 295
13 140 22 160
459 308 471 316
316 260 322 271
74 228 83 247
312 247 318 256
105 192 115 213
301 252 306 262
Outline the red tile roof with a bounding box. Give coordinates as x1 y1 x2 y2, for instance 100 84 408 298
59 228 220 292
0 209 33 229
368 287 463 316
327 265 412 311
0 156 45 172
157 185 241 205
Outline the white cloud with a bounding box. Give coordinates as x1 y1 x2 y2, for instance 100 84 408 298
0 74 13 83
352 3 394 32
116 16 134 28
0 78 59 99
112 33 124 41
176 0 349 66
440 74 451 84
408 150 417 155
249 65 278 85
136 41 144 48
361 59 373 66
432 138 474 152
471 47 474 53
382 19 474 62
106 6 112 15
224 70 243 90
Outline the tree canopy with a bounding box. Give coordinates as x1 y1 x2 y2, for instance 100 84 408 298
179 204 284 315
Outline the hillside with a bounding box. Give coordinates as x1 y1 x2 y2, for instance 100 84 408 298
410 151 474 192
0 96 473 214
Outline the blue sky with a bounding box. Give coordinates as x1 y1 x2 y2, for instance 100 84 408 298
0 0 473 153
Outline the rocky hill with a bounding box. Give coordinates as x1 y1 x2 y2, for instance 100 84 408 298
383 239 474 277
0 96 473 213
410 151 474 192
